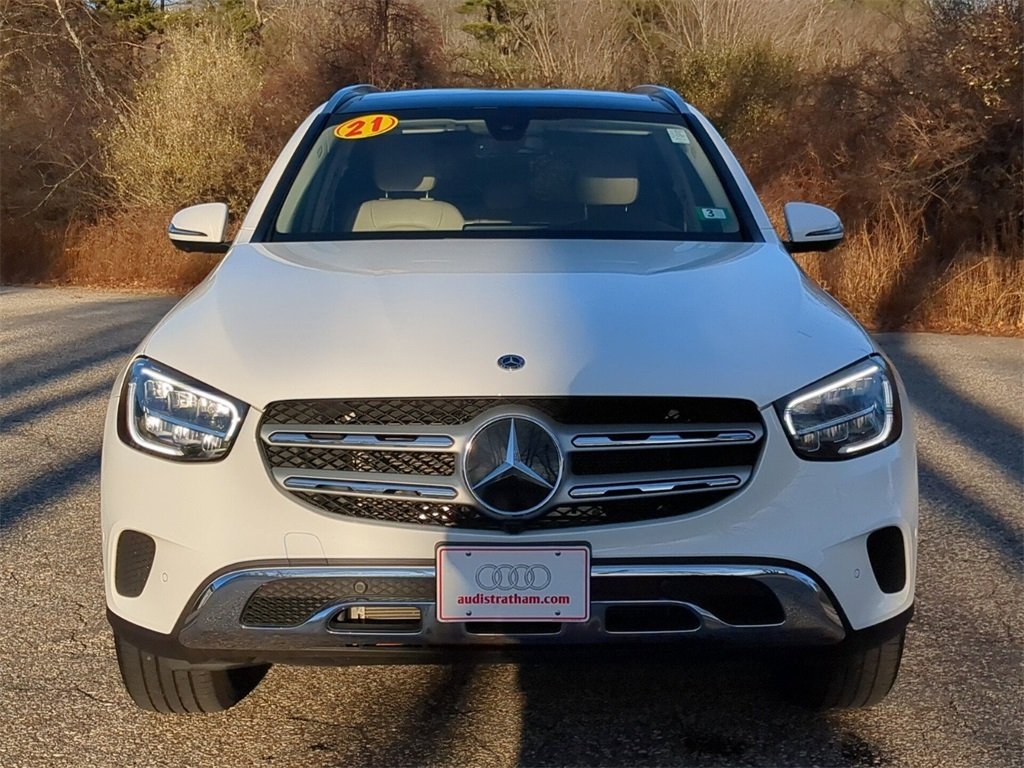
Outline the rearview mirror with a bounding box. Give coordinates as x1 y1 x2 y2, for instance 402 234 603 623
168 203 230 254
783 202 844 254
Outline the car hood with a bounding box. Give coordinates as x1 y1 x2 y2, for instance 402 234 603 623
141 239 875 409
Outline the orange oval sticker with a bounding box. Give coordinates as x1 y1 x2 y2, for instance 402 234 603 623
334 114 399 140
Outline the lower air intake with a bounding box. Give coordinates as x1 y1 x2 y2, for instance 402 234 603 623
114 530 156 598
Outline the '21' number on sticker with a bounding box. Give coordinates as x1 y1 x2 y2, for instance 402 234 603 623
335 114 399 140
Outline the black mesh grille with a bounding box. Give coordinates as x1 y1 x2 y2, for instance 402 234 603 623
239 573 784 628
241 576 434 627
571 444 760 475
296 494 487 527
265 445 455 476
114 530 156 598
293 491 733 530
262 397 760 427
592 575 784 625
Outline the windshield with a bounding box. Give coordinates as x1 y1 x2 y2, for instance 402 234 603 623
269 108 746 242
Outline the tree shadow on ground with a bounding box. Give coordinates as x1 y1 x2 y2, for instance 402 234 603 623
0 294 172 531
879 335 1023 568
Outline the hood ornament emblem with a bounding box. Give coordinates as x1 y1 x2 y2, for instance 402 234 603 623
497 354 525 371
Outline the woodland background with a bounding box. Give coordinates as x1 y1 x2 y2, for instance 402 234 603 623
1 0 1020 333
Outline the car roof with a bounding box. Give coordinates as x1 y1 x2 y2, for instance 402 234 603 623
335 88 685 115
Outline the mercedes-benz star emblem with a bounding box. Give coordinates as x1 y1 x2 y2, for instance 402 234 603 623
464 416 562 517
497 354 525 371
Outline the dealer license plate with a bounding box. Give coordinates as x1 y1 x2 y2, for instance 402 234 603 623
436 545 590 622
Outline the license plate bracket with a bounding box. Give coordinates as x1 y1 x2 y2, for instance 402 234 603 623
436 545 590 622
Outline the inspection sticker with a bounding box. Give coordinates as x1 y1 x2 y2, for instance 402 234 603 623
667 127 690 144
334 114 399 140
697 207 729 220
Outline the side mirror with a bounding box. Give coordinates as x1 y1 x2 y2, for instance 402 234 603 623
168 203 230 254
783 202 844 253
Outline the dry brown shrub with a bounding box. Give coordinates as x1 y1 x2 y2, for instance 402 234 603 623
916 251 1024 335
0 1 136 223
57 210 217 291
252 0 449 164
795 202 919 328
104 22 264 213
0 216 68 284
744 0 1022 335
456 0 634 88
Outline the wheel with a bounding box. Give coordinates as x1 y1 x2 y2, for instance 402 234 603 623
779 629 906 710
114 633 270 714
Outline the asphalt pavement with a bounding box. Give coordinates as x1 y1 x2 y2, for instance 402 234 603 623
1 286 1021 768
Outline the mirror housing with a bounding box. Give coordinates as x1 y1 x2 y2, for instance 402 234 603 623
168 203 230 254
783 202 844 253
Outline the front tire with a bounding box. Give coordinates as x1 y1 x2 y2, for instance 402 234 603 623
780 629 906 710
114 634 270 714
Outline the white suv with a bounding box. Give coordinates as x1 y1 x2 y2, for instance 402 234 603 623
102 85 917 714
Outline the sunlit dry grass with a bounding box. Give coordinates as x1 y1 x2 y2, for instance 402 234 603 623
797 214 1022 336
57 211 217 293
915 252 1024 335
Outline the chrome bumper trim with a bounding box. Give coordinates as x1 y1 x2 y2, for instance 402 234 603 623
178 563 845 651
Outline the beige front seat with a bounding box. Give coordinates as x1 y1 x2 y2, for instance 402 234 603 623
352 148 464 232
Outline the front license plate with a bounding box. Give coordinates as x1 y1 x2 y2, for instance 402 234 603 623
436 545 590 622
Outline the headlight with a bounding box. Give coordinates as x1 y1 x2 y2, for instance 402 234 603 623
120 358 247 461
775 356 900 460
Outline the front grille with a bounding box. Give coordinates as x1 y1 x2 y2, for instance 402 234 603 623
260 397 763 531
241 576 434 627
265 445 455 476
293 492 735 530
262 397 760 427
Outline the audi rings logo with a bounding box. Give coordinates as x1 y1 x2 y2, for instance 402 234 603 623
475 563 552 591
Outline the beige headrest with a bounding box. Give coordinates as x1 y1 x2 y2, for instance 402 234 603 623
374 145 436 193
353 199 464 232
576 155 638 206
577 176 638 206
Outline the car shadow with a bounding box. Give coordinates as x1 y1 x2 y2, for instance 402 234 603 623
513 655 880 767
278 656 887 768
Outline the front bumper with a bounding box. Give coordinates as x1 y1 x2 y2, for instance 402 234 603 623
102 378 918 639
109 559 855 666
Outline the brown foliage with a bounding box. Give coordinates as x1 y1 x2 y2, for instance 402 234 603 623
58 210 218 291
252 0 447 163
744 0 1022 333
1 0 1020 334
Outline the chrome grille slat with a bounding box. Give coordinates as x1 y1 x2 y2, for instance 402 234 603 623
266 431 455 451
568 470 747 500
260 398 764 530
571 425 761 449
282 474 458 500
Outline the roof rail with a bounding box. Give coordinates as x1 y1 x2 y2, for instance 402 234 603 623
630 84 689 114
325 84 381 114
